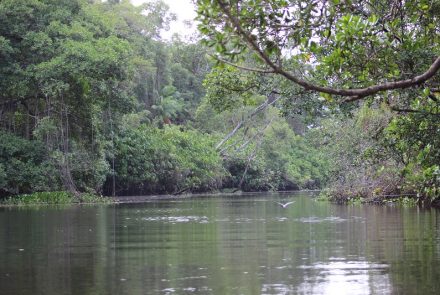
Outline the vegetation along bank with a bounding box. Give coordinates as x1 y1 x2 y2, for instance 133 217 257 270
1 0 439 206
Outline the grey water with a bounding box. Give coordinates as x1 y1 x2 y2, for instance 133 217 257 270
1 192 440 295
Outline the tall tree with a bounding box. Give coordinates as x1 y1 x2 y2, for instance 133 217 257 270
0 0 136 195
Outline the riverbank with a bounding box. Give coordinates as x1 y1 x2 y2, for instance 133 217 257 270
111 190 321 204
0 191 112 207
317 189 440 207
3 189 436 208
0 190 320 207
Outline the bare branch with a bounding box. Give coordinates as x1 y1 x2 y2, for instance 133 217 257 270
217 119 243 150
216 91 281 150
236 116 274 190
234 114 274 153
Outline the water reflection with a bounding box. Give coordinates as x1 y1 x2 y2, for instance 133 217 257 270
295 216 348 223
0 194 439 294
297 260 391 295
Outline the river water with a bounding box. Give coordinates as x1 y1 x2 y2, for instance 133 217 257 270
1 192 439 295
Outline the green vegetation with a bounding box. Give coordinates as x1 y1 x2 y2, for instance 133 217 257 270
0 0 439 206
112 124 225 195
194 99 329 191
196 0 440 206
0 191 110 206
0 131 59 195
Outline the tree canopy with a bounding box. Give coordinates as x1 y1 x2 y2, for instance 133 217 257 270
196 0 440 204
1 0 439 204
196 0 440 102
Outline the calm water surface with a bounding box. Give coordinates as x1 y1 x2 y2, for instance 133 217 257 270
1 192 440 295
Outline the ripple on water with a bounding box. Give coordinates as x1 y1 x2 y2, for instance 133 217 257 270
175 276 208 281
296 216 347 223
161 286 212 294
298 261 389 271
274 217 289 222
233 217 266 223
141 216 209 224
261 283 292 295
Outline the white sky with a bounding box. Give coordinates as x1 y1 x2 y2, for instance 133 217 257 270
131 0 197 40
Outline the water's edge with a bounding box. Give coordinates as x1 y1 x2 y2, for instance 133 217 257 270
112 190 321 203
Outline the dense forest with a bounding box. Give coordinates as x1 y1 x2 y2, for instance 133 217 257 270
0 0 439 205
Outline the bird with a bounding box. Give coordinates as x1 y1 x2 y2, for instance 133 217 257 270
274 201 295 208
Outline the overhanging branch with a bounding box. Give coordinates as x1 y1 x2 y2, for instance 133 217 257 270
216 1 440 101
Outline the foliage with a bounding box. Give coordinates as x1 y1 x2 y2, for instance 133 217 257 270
110 125 225 195
0 0 213 196
196 0 440 100
195 100 329 191
195 0 440 205
0 191 111 206
384 100 440 203
203 65 262 112
1 191 72 205
4 0 438 204
0 131 60 196
309 104 405 200
262 118 329 189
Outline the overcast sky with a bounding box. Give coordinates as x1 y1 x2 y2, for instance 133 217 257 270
131 0 197 39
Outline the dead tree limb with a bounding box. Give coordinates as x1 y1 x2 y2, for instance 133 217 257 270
216 91 281 150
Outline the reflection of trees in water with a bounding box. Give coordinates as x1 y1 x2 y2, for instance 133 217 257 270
387 208 440 294
1 196 440 294
0 206 111 294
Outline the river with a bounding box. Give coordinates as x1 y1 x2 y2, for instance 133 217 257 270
1 192 439 294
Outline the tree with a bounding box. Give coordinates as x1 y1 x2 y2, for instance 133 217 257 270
1 0 226 198
110 124 224 195
194 97 329 191
0 131 60 196
0 0 161 196
196 1 440 202
196 0 440 103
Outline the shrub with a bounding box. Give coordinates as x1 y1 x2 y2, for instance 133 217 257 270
0 191 111 205
1 191 71 205
108 125 225 195
0 131 60 196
